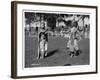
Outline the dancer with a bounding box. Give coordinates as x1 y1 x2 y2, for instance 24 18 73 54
68 21 81 57
37 32 48 59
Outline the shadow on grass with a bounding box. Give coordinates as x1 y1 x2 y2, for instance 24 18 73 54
46 49 59 57
64 64 72 66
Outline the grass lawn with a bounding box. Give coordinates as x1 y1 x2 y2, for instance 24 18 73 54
25 35 89 68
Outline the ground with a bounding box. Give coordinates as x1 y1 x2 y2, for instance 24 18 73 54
25 35 89 68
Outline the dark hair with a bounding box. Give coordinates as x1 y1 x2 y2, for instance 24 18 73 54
73 21 78 27
39 32 45 38
39 32 48 41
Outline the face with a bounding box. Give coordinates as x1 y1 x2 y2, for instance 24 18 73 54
79 26 83 30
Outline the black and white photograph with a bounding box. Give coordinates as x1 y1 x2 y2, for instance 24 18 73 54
24 12 90 68
11 1 97 78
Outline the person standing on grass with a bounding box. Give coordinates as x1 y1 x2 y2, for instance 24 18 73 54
37 22 48 59
68 21 81 57
37 32 47 59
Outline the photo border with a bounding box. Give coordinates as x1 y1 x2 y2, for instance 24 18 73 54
11 1 98 78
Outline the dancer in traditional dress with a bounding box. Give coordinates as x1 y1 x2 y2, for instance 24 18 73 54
37 32 48 59
68 21 81 57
